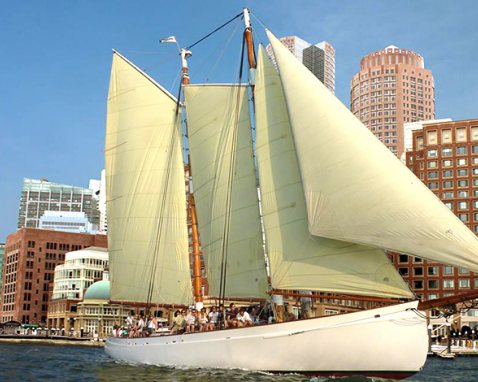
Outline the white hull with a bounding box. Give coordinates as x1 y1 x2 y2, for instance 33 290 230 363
105 301 427 378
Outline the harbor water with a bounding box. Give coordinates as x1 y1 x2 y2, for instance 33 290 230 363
0 343 477 382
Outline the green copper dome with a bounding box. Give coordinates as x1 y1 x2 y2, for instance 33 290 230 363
84 280 110 301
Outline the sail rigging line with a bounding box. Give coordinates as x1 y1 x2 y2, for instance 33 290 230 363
185 12 243 51
144 111 183 310
217 36 248 307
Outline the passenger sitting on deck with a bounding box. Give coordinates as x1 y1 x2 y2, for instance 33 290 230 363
199 308 209 332
236 307 253 327
185 309 197 333
226 303 239 328
170 310 186 334
146 315 155 336
217 304 227 329
208 306 219 330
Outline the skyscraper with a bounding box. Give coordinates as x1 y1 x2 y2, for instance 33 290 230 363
17 178 100 230
266 36 335 94
350 45 435 158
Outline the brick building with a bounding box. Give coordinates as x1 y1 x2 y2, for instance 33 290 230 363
1 228 106 325
350 45 435 158
390 119 478 301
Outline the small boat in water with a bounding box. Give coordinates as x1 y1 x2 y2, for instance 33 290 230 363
104 8 478 378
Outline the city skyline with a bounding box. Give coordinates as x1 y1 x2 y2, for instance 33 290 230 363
2 0 478 240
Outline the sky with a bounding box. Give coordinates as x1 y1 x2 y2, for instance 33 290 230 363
1 0 478 241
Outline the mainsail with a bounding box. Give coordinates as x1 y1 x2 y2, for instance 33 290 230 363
255 46 412 298
267 30 478 273
184 84 268 298
105 52 193 305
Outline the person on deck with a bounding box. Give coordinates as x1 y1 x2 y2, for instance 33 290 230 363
226 303 239 328
185 309 197 333
208 306 219 330
236 307 253 327
198 308 209 332
170 310 186 334
217 304 227 329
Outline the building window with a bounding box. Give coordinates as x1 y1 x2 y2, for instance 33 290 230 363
413 280 424 289
428 171 438 179
443 279 454 289
458 267 470 275
457 158 467 166
442 191 454 199
458 190 469 198
428 161 437 168
459 279 470 288
428 266 439 276
442 148 452 156
456 128 467 142
443 181 454 189
414 267 424 276
398 254 409 263
443 266 454 275
428 280 439 289
442 170 453 178
458 201 468 210
398 268 409 276
443 159 453 167
458 180 469 187
457 169 468 177
456 146 467 155
428 182 438 189
427 149 438 158
458 213 469 222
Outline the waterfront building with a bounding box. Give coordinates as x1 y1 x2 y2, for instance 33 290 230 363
74 273 133 337
402 119 452 162
350 45 435 158
0 228 107 325
17 178 100 231
266 36 335 93
39 211 98 234
0 243 4 306
390 119 478 336
47 247 108 334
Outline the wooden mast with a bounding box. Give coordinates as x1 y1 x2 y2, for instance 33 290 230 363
243 8 256 72
181 47 204 309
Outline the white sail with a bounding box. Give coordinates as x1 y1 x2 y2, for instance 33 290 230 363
105 52 193 305
184 84 268 299
255 46 412 298
267 30 478 272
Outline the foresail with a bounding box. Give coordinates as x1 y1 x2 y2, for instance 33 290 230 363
255 46 413 299
184 84 268 299
105 52 193 305
267 30 478 272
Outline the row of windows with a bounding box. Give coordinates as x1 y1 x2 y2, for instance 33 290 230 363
423 157 478 169
428 179 476 189
427 146 475 158
410 279 475 290
397 262 472 275
428 168 478 178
